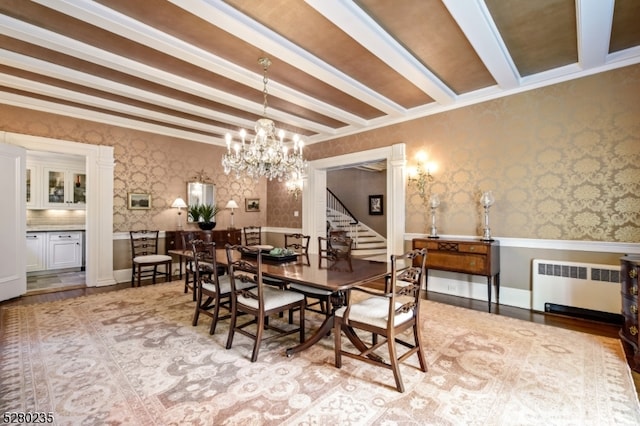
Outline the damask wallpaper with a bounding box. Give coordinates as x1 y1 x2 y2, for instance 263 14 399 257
0 110 267 233
289 64 640 242
3 64 639 243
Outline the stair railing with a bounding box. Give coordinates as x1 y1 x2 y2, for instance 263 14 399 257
326 189 359 245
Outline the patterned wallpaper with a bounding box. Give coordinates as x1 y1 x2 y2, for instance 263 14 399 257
0 111 267 232
3 64 640 242
292 64 640 242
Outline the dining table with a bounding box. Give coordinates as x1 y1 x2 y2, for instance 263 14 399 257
169 247 394 356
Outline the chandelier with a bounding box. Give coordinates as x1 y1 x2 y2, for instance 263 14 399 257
222 57 306 181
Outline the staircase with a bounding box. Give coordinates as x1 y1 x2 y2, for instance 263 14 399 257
326 208 387 258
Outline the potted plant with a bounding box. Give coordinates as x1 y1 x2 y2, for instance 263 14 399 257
188 203 220 230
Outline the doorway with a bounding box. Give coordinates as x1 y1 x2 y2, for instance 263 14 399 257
302 143 406 256
3 131 116 289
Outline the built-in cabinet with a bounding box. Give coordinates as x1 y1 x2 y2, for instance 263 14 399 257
26 153 86 209
26 232 46 272
26 231 84 272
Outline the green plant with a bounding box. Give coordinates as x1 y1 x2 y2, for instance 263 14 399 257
188 203 220 223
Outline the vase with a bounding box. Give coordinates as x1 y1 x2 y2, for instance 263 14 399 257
198 222 216 230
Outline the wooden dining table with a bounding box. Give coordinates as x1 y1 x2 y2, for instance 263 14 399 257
169 247 393 356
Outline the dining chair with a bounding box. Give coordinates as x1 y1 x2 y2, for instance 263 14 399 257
286 234 332 319
181 231 198 299
191 240 253 334
129 230 172 287
318 235 353 271
243 226 262 246
225 245 306 362
333 247 428 393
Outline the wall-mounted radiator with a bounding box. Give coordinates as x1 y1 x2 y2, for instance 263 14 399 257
532 259 621 318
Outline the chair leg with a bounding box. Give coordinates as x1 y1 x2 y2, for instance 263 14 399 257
413 323 428 372
299 303 305 343
225 299 238 350
209 294 221 335
388 336 404 393
192 284 201 327
251 314 265 362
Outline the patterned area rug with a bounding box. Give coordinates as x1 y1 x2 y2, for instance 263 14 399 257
2 281 639 425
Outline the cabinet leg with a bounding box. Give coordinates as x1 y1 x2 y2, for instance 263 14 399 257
487 277 492 313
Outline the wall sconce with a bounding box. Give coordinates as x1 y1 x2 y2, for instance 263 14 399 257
407 152 435 202
286 172 303 200
225 199 239 229
480 190 495 241
171 197 188 230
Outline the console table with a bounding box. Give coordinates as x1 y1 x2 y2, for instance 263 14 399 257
166 229 242 278
412 238 500 312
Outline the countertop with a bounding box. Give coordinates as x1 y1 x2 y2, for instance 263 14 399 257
27 225 86 232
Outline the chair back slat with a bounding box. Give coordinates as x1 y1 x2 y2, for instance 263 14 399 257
388 248 427 322
130 230 160 257
243 226 262 246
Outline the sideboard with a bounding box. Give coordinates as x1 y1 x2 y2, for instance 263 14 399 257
166 229 242 278
412 238 500 313
620 255 640 372
166 229 242 251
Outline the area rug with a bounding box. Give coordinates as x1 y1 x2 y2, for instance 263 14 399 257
1 281 639 425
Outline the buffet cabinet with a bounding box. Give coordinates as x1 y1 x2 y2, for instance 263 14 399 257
620 255 640 372
412 238 500 312
165 229 242 251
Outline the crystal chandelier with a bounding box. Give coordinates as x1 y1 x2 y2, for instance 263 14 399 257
222 57 306 181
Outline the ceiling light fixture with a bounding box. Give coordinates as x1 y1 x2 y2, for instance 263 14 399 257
222 57 306 181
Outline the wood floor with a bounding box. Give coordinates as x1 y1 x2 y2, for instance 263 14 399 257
1 280 639 397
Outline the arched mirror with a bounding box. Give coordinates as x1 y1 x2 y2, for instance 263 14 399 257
187 180 216 222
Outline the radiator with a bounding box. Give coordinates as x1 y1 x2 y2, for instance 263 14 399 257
532 259 621 315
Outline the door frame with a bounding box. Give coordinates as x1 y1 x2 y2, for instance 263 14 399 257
302 143 406 257
2 131 116 287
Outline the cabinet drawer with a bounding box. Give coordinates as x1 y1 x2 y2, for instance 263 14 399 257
48 232 81 241
427 252 487 275
621 293 639 322
456 243 488 254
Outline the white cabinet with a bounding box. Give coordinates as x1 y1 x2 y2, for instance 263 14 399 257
47 232 83 270
26 153 86 210
26 163 43 209
26 232 46 272
44 168 86 209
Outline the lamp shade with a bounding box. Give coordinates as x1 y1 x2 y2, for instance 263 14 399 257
171 197 187 208
225 200 239 209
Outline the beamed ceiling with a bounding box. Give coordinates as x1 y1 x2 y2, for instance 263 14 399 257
0 0 639 147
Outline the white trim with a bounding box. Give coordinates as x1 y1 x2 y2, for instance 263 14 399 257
303 144 406 257
4 131 116 287
405 233 640 254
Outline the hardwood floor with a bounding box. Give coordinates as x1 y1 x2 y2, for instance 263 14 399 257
1 282 638 397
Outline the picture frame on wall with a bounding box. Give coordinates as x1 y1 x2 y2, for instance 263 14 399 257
369 194 383 215
128 192 151 210
245 198 260 212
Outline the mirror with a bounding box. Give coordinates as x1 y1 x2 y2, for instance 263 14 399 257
187 181 216 222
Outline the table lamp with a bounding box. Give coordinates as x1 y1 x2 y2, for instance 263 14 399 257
171 197 188 230
226 199 239 228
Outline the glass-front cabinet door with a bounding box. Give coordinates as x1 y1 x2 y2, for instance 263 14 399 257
47 170 66 205
72 172 86 204
26 163 42 209
44 168 86 209
26 167 32 204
